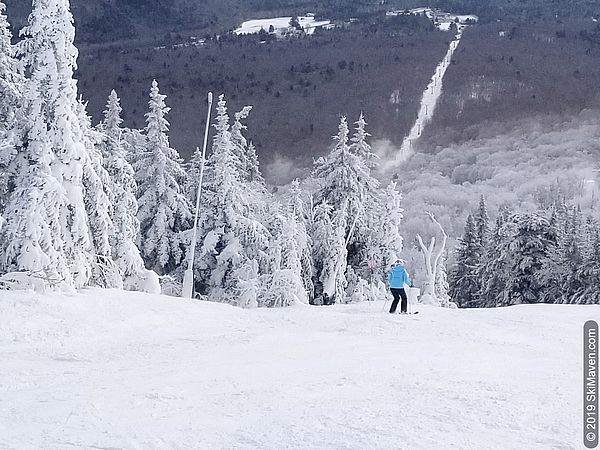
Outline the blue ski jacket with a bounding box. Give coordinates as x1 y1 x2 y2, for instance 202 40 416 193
388 264 411 289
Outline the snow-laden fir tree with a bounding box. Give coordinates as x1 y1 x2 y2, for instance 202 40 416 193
350 113 378 171
230 106 253 179
0 1 23 212
76 98 120 288
312 115 382 297
449 214 481 307
310 200 348 305
475 195 489 248
2 0 114 288
574 219 600 304
195 95 270 304
476 214 506 307
375 182 404 273
313 117 371 224
287 179 314 300
540 206 584 304
98 90 146 287
504 213 557 305
186 145 203 202
260 201 308 306
246 141 263 184
135 80 192 274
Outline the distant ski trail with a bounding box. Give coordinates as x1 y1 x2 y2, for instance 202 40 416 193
395 27 465 164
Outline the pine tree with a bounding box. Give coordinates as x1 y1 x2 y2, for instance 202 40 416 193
474 195 489 248
246 141 263 184
350 113 378 171
0 1 23 211
187 145 203 202
124 127 148 184
260 201 308 306
477 212 510 308
230 105 253 180
504 213 557 305
376 182 404 272
312 116 381 296
77 98 119 288
310 200 348 305
288 179 314 300
575 220 600 304
99 90 145 286
313 116 378 222
136 80 192 274
450 214 481 307
196 95 270 304
2 0 108 288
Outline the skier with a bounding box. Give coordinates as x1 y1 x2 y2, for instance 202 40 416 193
387 259 411 314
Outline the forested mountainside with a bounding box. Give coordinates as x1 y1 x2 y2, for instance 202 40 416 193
4 1 600 171
5 0 599 45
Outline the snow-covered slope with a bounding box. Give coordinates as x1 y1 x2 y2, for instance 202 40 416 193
0 290 595 449
234 16 331 36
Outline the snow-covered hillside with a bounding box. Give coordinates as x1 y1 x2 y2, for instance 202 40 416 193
0 289 595 449
234 16 331 36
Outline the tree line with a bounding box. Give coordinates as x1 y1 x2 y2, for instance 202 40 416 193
450 196 600 306
0 0 403 307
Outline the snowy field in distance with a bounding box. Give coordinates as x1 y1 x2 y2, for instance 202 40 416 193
387 8 478 31
0 289 596 449
234 16 331 35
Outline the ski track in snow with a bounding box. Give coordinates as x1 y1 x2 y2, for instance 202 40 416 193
0 289 596 449
395 28 465 166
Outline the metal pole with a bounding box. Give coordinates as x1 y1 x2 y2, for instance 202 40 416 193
183 92 214 299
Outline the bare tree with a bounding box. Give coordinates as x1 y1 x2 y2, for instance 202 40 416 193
416 212 448 305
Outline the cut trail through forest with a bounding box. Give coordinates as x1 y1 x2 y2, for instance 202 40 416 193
392 27 466 168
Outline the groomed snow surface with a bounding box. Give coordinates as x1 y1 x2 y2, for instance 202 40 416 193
1 289 596 449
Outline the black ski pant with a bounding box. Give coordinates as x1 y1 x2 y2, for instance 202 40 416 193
390 288 408 313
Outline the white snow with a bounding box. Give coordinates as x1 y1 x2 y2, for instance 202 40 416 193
0 289 596 448
234 16 331 36
387 8 478 31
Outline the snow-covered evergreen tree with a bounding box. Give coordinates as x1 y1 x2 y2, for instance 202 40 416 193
477 214 510 308
474 195 489 248
246 141 263 184
450 214 481 307
377 182 404 271
260 201 308 306
350 113 378 170
186 145 203 202
0 1 23 211
540 206 585 304
311 115 383 299
310 200 348 305
195 95 270 305
98 90 146 287
313 117 365 219
230 105 253 180
287 179 314 300
503 213 557 305
575 220 600 304
77 98 120 288
2 0 113 289
136 80 192 274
